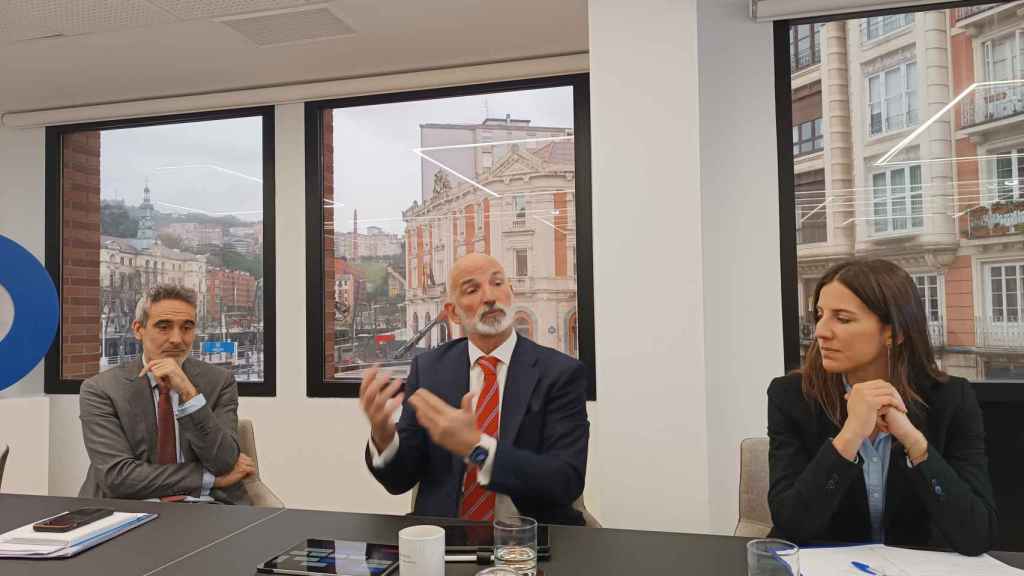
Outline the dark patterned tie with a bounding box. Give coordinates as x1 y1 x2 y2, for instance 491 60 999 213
156 385 177 465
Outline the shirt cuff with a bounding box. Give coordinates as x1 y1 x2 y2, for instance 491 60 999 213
369 434 400 469
473 434 499 487
201 469 214 498
175 393 207 419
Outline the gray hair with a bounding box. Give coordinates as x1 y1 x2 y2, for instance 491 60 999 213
134 284 198 326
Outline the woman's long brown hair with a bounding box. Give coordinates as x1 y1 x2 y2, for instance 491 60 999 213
802 259 947 427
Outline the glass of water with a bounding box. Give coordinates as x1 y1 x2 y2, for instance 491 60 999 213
746 539 799 576
493 516 538 575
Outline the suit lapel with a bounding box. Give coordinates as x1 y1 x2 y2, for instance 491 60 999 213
499 337 538 443
123 357 159 460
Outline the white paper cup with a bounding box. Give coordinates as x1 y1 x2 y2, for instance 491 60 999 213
399 524 445 576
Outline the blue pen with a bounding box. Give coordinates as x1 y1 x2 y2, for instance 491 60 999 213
851 561 886 575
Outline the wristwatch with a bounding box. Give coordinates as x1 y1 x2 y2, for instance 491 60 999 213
468 444 490 467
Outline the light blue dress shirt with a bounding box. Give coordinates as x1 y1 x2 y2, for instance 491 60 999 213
844 382 892 543
146 372 214 499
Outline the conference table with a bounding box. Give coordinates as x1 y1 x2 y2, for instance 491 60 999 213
1 494 1022 575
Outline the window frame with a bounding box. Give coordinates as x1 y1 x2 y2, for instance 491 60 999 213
304 74 597 400
44 106 277 396
869 164 924 236
867 61 918 137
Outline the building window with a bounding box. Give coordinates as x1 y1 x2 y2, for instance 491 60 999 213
46 109 276 396
306 75 595 399
513 311 533 339
795 169 827 245
989 264 1023 324
862 14 914 42
913 274 942 323
871 165 923 235
515 249 529 277
790 23 823 72
992 148 1024 202
793 118 824 157
513 195 527 228
868 62 918 136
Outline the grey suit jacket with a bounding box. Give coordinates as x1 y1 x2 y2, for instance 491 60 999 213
78 357 250 505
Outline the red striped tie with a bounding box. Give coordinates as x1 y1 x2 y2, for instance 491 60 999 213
460 356 500 521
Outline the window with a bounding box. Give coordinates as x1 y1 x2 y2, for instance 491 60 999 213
45 108 276 395
989 264 1022 324
862 14 914 42
868 62 918 136
513 311 534 339
992 148 1024 203
306 75 595 399
913 274 942 323
795 170 827 244
793 118 824 157
790 23 823 71
871 165 923 235
515 249 529 277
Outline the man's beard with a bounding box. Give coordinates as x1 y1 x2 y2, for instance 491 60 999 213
458 303 513 336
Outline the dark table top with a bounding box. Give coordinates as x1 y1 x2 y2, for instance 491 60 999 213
1 493 1022 575
0 493 278 576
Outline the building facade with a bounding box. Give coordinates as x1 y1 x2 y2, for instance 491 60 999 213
404 118 579 356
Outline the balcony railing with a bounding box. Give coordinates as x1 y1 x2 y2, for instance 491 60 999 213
976 317 1024 350
955 5 998 22
960 83 1024 129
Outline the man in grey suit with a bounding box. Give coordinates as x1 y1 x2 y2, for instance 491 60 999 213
79 284 254 504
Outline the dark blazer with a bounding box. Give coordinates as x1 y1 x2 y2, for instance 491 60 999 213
365 335 590 525
78 357 249 505
766 372 997 555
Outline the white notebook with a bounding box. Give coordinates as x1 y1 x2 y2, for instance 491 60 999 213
0 511 157 559
799 544 1024 576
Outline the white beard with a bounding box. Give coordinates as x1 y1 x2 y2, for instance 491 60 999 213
459 304 513 336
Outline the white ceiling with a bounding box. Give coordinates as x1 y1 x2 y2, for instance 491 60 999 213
0 0 589 114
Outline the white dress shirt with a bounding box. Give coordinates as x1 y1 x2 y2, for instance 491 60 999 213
369 330 520 519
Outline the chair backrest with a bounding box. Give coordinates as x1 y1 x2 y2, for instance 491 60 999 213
0 445 8 490
237 419 260 478
237 419 285 508
735 437 772 538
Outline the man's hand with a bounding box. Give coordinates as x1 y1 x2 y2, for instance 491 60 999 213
214 453 256 488
408 389 481 458
359 365 404 452
140 359 198 402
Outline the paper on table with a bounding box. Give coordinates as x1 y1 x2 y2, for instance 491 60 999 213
0 512 156 558
799 544 1024 576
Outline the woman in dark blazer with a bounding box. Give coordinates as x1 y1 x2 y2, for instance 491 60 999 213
767 259 997 555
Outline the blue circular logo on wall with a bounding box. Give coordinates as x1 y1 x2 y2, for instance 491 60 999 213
0 235 59 391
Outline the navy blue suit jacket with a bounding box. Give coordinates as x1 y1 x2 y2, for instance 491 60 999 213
365 335 590 526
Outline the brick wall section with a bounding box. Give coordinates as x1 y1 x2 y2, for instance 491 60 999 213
464 206 475 254
483 199 491 255
323 110 336 378
945 255 976 347
62 131 102 379
554 192 568 277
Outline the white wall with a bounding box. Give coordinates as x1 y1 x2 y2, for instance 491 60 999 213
588 0 711 533
0 0 785 534
0 125 50 495
698 0 783 534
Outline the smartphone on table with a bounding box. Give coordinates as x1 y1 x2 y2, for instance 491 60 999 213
32 507 115 533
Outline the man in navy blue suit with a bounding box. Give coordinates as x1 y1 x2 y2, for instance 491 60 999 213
360 253 590 525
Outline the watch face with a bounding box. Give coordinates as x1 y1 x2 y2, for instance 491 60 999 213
470 446 488 465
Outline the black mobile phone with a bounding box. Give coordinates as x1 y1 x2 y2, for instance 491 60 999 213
33 507 115 533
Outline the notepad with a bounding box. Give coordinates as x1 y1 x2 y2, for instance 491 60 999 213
799 544 1024 576
0 511 157 559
